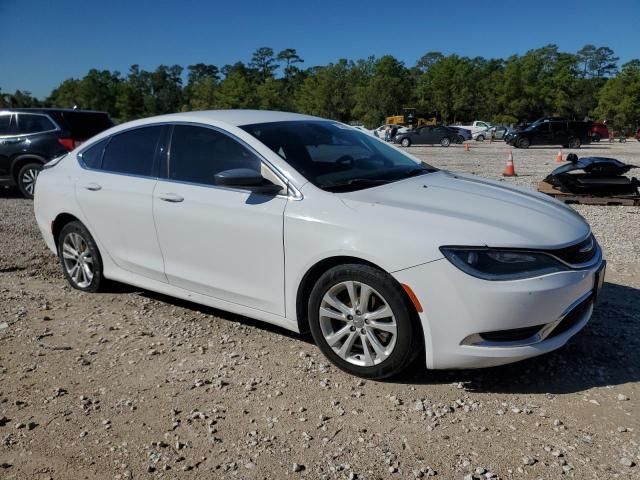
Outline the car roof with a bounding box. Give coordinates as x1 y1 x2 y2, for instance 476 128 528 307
137 110 323 127
4 108 110 115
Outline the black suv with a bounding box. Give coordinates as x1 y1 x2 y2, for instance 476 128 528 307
0 108 113 198
505 117 592 149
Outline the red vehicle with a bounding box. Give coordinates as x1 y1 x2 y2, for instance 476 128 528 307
590 122 609 142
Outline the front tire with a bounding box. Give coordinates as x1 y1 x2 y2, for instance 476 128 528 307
401 138 411 147
308 264 421 379
440 137 451 147
476 134 485 142
592 134 601 142
57 221 104 293
517 137 530 149
17 162 42 199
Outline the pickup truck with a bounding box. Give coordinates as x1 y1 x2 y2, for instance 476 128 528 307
452 120 492 135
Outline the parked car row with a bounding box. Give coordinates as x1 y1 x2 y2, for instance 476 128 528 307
0 108 114 198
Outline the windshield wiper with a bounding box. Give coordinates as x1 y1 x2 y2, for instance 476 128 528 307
400 167 433 179
323 178 392 192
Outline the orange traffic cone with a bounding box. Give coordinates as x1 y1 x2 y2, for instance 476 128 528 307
464 142 470 152
503 150 517 177
555 150 563 163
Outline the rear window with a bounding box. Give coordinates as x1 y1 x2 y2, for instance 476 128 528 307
79 139 108 169
101 126 163 176
16 114 56 134
0 113 14 135
57 111 114 140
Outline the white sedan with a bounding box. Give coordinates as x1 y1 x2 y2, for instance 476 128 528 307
34 110 605 379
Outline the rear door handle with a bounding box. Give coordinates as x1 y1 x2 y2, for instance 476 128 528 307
158 192 184 203
82 182 102 191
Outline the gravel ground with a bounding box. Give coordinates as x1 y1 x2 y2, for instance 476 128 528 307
0 141 639 479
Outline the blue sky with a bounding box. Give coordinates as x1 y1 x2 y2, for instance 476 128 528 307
1 0 638 98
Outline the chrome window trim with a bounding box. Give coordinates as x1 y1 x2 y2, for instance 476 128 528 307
77 121 303 201
0 112 61 138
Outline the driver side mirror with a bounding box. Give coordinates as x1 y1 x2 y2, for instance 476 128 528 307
214 168 283 195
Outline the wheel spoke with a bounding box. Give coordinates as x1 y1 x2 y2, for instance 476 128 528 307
82 262 93 282
319 307 346 321
368 319 397 335
323 293 351 316
345 281 358 309
358 284 371 313
365 305 392 321
361 334 375 366
324 325 351 347
336 331 358 358
63 243 79 258
365 328 389 360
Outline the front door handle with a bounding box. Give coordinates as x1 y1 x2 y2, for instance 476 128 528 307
158 193 184 203
83 182 102 191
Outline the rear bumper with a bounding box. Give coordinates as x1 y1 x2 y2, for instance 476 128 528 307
392 253 604 370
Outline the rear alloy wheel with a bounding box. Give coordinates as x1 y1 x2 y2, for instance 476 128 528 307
401 138 411 147
568 137 581 149
517 138 530 149
440 137 451 147
17 162 42 199
476 134 485 142
308 264 421 379
58 221 104 292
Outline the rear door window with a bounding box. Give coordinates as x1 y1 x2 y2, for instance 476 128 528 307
16 114 56 134
101 126 163 177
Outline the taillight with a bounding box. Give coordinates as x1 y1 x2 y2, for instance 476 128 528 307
57 138 76 150
58 138 81 150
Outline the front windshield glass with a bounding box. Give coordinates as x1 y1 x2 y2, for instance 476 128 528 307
241 121 437 192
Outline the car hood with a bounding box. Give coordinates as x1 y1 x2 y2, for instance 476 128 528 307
339 171 590 252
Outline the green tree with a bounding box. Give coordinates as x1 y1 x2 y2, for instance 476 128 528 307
594 60 640 132
184 63 219 111
295 60 358 122
353 55 412 127
250 47 278 82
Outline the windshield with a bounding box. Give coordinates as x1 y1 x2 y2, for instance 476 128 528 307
241 121 437 192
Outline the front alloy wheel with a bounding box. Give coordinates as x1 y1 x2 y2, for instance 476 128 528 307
319 281 397 367
308 264 421 379
401 138 411 147
58 221 104 292
440 137 451 147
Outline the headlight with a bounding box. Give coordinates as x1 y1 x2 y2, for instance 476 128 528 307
440 247 568 280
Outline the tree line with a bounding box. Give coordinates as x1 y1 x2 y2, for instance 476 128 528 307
1 44 639 132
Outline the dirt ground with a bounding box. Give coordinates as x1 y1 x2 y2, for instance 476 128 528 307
1 140 639 480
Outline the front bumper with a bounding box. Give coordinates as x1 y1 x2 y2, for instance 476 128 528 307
392 253 604 369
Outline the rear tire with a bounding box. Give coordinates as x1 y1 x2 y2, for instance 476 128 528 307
17 162 42 199
308 264 421 379
57 221 104 293
568 137 581 149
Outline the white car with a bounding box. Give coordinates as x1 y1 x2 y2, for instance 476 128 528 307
34 110 605 379
373 124 410 139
